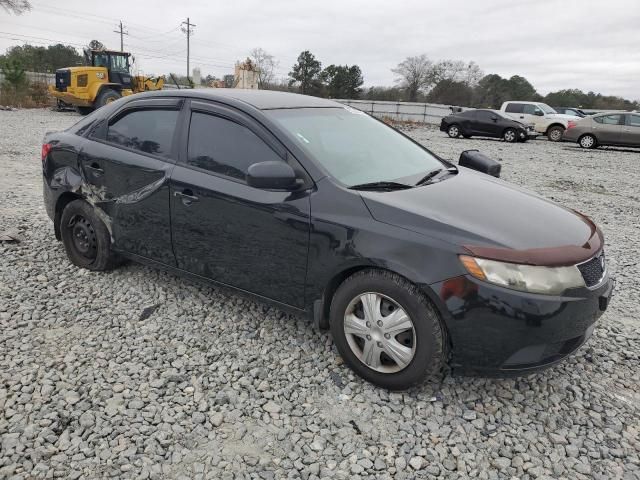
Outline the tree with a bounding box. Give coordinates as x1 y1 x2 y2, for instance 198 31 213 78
391 54 440 102
507 75 539 100
289 50 322 95
0 0 30 14
249 47 278 89
0 44 83 72
427 79 474 106
321 64 363 99
1 58 27 93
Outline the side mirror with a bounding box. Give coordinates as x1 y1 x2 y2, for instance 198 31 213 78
459 150 501 178
534 109 544 116
491 116 498 122
247 161 298 190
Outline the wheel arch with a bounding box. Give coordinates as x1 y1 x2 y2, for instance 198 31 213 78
54 191 83 240
545 122 565 135
578 132 598 147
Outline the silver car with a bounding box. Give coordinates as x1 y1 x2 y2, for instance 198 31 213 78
563 112 640 148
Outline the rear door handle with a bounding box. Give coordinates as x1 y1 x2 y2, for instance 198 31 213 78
174 189 199 205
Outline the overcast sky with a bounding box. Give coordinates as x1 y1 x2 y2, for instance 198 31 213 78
2 0 639 99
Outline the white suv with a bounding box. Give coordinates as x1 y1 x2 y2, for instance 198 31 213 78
500 101 578 142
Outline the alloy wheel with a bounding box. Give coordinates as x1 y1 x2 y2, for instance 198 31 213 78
580 135 595 148
343 292 416 373
448 126 459 137
504 130 516 142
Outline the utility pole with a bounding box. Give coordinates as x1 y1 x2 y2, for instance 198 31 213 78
181 17 196 84
113 21 129 52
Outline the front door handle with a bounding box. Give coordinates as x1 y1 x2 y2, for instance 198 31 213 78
519 115 525 119
174 189 199 205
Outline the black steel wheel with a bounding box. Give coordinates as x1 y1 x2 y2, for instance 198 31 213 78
59 199 117 271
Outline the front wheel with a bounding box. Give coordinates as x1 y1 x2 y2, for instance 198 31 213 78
503 128 517 143
547 125 565 142
330 270 446 390
447 124 461 138
60 200 118 271
95 88 121 109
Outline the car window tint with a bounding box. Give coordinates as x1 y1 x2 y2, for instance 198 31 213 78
522 104 539 115
107 109 178 158
594 114 622 125
628 114 640 127
505 103 524 113
187 112 283 181
459 110 475 118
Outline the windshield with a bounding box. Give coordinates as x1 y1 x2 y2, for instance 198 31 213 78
109 54 129 73
266 107 443 186
539 103 557 114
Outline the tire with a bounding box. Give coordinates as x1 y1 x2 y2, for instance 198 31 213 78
95 88 121 109
503 128 517 143
579 134 597 149
59 199 117 271
547 125 564 142
447 124 461 138
330 269 446 390
76 106 94 116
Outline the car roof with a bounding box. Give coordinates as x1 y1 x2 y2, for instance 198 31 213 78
132 89 343 110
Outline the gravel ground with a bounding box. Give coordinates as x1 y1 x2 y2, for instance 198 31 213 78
1 108 639 480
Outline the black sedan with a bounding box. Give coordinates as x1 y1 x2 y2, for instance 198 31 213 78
42 90 613 390
440 109 538 142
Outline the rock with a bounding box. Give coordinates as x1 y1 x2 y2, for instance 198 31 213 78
263 401 281 414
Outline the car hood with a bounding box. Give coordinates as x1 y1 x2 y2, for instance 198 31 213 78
359 168 602 266
548 113 580 121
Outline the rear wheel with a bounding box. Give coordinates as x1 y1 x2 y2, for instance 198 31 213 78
503 128 517 143
547 125 565 142
447 124 461 138
579 134 597 149
95 88 121 109
330 269 446 390
60 200 117 271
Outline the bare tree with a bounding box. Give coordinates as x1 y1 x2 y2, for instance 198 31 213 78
0 0 31 14
249 47 278 89
391 54 439 102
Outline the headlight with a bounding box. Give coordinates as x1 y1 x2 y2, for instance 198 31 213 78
459 255 585 295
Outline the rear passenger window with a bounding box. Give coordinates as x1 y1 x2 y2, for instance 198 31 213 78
107 109 179 158
628 115 640 127
187 112 283 181
505 103 524 113
594 114 623 125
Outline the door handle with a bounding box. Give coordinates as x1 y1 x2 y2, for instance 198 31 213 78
86 162 104 176
519 115 525 119
174 189 199 205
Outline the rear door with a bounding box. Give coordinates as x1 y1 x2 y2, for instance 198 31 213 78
621 114 640 146
82 97 183 265
503 102 525 122
592 114 624 145
169 100 311 308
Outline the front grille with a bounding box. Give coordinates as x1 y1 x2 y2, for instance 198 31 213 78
577 251 606 287
55 69 70 92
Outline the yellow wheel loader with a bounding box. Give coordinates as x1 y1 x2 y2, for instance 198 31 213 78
48 50 165 115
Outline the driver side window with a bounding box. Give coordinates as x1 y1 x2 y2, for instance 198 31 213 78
523 104 542 115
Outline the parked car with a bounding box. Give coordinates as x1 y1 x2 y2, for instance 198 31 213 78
563 112 640 148
553 107 586 118
42 90 613 390
440 109 538 142
500 101 577 141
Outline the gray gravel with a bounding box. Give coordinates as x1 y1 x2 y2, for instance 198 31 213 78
1 108 639 480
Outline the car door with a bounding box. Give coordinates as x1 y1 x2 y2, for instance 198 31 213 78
456 110 476 134
503 102 524 122
81 98 183 265
170 100 311 308
621 114 640 146
522 104 545 131
474 111 502 137
592 114 624 145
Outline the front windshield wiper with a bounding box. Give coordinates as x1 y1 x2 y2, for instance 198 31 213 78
349 181 412 191
415 166 457 186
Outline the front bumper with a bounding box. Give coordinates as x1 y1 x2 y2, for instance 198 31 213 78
429 273 614 375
